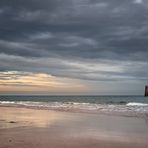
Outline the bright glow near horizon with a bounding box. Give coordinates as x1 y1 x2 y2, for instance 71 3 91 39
0 71 88 94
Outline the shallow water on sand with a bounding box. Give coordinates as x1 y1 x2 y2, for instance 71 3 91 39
1 95 148 117
0 106 148 143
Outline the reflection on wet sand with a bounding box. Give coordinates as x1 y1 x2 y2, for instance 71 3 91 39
145 118 148 127
0 106 148 148
0 107 65 128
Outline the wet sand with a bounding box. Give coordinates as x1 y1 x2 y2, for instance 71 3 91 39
0 106 148 148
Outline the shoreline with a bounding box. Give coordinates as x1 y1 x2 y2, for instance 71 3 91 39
0 106 148 148
0 103 148 118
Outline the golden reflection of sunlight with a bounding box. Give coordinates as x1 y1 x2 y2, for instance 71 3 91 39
0 107 65 128
0 71 88 93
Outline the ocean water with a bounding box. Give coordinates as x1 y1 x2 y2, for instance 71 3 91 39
0 95 148 117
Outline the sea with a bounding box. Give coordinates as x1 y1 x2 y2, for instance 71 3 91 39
0 95 148 117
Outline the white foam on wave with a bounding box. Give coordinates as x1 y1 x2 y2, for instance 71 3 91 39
1 101 148 117
0 101 16 104
126 102 148 106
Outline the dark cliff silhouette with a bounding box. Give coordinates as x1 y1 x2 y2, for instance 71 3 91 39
145 86 148 97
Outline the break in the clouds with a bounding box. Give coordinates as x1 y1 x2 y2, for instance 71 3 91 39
134 0 143 4
0 0 148 95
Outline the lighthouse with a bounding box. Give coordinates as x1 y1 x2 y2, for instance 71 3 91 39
145 86 148 97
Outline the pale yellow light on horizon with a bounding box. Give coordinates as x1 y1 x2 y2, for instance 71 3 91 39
0 71 88 93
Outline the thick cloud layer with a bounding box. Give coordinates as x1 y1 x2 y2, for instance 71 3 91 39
0 0 148 94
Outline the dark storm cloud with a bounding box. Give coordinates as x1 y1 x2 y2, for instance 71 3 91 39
0 0 148 81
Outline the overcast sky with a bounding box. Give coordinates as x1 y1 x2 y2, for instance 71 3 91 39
0 0 148 95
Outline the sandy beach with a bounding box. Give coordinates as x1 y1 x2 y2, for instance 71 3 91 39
0 106 148 148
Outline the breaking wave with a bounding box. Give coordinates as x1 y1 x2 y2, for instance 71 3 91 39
126 102 148 106
0 101 148 117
